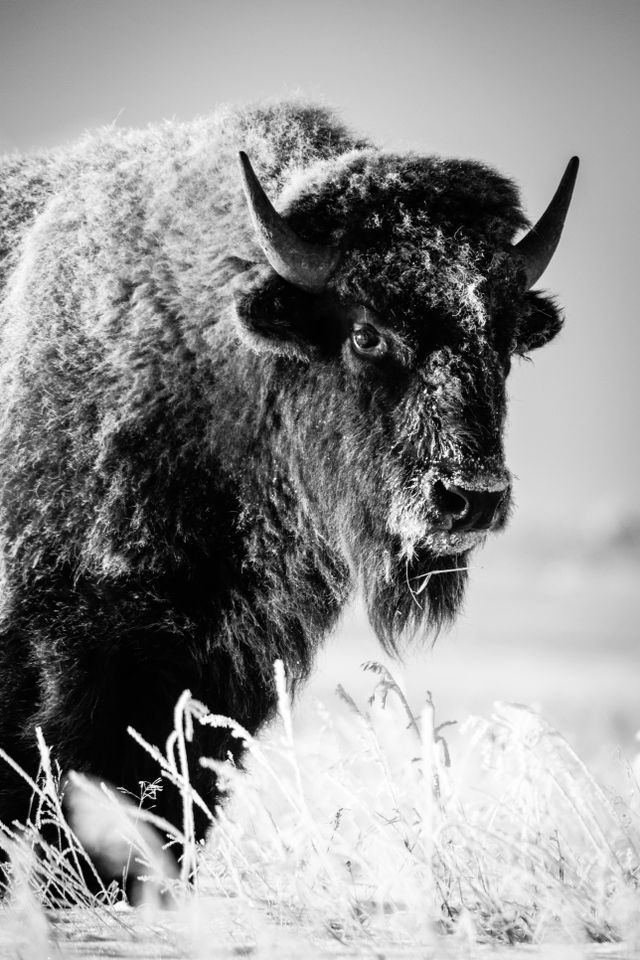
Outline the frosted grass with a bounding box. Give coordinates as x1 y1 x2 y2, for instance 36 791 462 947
0 660 638 957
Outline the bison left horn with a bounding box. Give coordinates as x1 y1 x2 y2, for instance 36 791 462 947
238 151 340 294
512 156 579 289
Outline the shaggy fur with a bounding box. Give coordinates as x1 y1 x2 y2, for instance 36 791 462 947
0 102 565 877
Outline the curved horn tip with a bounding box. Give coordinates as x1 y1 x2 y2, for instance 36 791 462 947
513 155 580 289
237 150 340 294
563 155 580 188
238 150 251 177
238 151 263 203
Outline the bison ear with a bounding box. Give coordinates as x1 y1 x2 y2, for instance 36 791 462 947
233 270 332 360
514 291 564 353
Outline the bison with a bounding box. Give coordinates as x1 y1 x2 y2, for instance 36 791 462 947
0 101 577 885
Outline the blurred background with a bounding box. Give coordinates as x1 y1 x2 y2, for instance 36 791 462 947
1 0 638 764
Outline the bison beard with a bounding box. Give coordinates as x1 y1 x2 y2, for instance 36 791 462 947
0 100 576 892
364 548 468 653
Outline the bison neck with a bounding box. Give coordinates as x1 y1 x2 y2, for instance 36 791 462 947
203 341 355 687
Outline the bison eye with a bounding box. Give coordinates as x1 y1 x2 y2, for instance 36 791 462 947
351 323 387 359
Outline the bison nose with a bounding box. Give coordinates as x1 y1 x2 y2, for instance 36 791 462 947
432 481 507 533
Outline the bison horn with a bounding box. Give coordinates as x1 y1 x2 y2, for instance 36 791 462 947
238 151 340 294
512 156 579 289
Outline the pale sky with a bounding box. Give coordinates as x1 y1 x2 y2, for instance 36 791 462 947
1 0 638 540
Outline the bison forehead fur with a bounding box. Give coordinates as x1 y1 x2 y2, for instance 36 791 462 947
0 101 569 876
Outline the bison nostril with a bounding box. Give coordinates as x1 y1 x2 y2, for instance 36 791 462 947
432 481 507 533
431 481 470 530
439 485 470 520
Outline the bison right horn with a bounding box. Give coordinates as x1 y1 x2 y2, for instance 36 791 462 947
512 156 579 289
239 151 341 294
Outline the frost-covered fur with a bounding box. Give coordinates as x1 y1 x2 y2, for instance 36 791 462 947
0 102 564 875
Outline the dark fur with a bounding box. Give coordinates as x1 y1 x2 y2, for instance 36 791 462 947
0 102 564 874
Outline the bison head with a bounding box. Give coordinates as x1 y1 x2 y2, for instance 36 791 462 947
232 149 578 650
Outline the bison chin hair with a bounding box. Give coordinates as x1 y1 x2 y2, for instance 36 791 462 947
360 545 469 655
